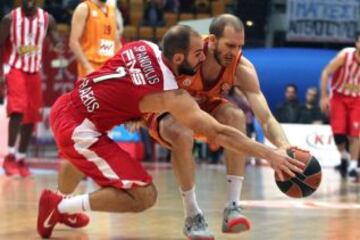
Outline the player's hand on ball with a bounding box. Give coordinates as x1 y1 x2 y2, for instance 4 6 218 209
269 148 305 182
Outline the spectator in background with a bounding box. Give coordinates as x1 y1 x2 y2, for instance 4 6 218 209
0 0 13 19
118 0 130 25
298 87 325 124
44 0 68 24
65 0 81 24
179 0 195 13
164 0 179 12
275 84 301 123
142 0 165 27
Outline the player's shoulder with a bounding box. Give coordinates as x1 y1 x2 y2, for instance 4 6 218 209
335 47 355 61
74 1 90 13
339 47 355 55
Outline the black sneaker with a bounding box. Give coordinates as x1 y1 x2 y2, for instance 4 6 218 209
339 159 349 179
349 169 358 178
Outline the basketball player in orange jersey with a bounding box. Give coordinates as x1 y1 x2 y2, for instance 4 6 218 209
142 14 298 239
69 0 121 78
320 35 360 181
0 0 59 178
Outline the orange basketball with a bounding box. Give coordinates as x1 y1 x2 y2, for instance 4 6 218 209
275 148 322 198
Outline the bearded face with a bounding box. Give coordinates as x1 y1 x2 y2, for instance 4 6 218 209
178 57 198 76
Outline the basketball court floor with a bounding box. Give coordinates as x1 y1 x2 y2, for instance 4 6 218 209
0 162 359 240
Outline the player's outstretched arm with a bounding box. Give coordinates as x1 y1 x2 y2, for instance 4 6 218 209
139 89 305 180
235 57 290 149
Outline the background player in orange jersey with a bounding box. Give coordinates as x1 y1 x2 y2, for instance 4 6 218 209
320 35 360 181
0 0 59 178
69 0 121 78
143 14 296 239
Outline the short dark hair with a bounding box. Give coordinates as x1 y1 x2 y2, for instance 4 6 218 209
285 83 298 92
209 14 244 38
162 25 201 60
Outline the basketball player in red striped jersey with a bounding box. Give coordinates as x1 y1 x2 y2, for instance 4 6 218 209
320 35 360 181
0 0 57 178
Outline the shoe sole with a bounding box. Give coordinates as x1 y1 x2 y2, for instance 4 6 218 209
223 218 251 233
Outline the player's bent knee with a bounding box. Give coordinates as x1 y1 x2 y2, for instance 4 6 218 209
161 123 193 149
218 108 246 130
130 184 158 212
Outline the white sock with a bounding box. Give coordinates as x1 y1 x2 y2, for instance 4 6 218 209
8 147 16 155
180 186 202 218
226 175 244 207
58 194 91 214
15 152 26 160
340 151 350 160
349 160 357 170
56 189 73 198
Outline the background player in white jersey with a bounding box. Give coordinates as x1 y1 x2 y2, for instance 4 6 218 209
37 25 305 238
0 0 58 177
320 35 360 181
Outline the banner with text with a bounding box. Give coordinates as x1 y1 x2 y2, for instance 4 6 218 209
286 0 360 43
265 124 340 167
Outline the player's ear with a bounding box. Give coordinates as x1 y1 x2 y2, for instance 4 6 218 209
208 34 217 49
173 52 185 65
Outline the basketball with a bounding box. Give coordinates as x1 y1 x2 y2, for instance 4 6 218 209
275 148 322 198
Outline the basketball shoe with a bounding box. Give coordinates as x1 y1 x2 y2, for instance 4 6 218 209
37 189 90 238
3 154 19 176
60 212 90 228
17 159 32 178
183 213 214 240
222 202 251 233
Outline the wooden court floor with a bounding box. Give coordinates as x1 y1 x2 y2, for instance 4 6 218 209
0 162 359 240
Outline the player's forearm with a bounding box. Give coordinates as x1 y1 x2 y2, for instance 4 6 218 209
69 40 92 69
261 117 290 148
213 125 278 160
320 71 329 98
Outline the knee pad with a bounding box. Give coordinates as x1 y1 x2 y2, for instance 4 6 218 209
333 134 349 150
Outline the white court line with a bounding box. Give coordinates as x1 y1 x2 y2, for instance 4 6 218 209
238 200 360 210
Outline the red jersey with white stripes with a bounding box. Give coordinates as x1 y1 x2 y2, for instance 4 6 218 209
5 7 49 73
332 47 360 97
69 40 178 132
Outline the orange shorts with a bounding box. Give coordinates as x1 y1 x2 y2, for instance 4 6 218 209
144 97 229 147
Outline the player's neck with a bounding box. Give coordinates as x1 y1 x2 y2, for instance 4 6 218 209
21 7 37 17
93 0 107 12
161 54 179 76
201 50 223 82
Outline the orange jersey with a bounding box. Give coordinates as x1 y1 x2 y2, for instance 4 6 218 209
176 38 242 108
80 1 117 64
